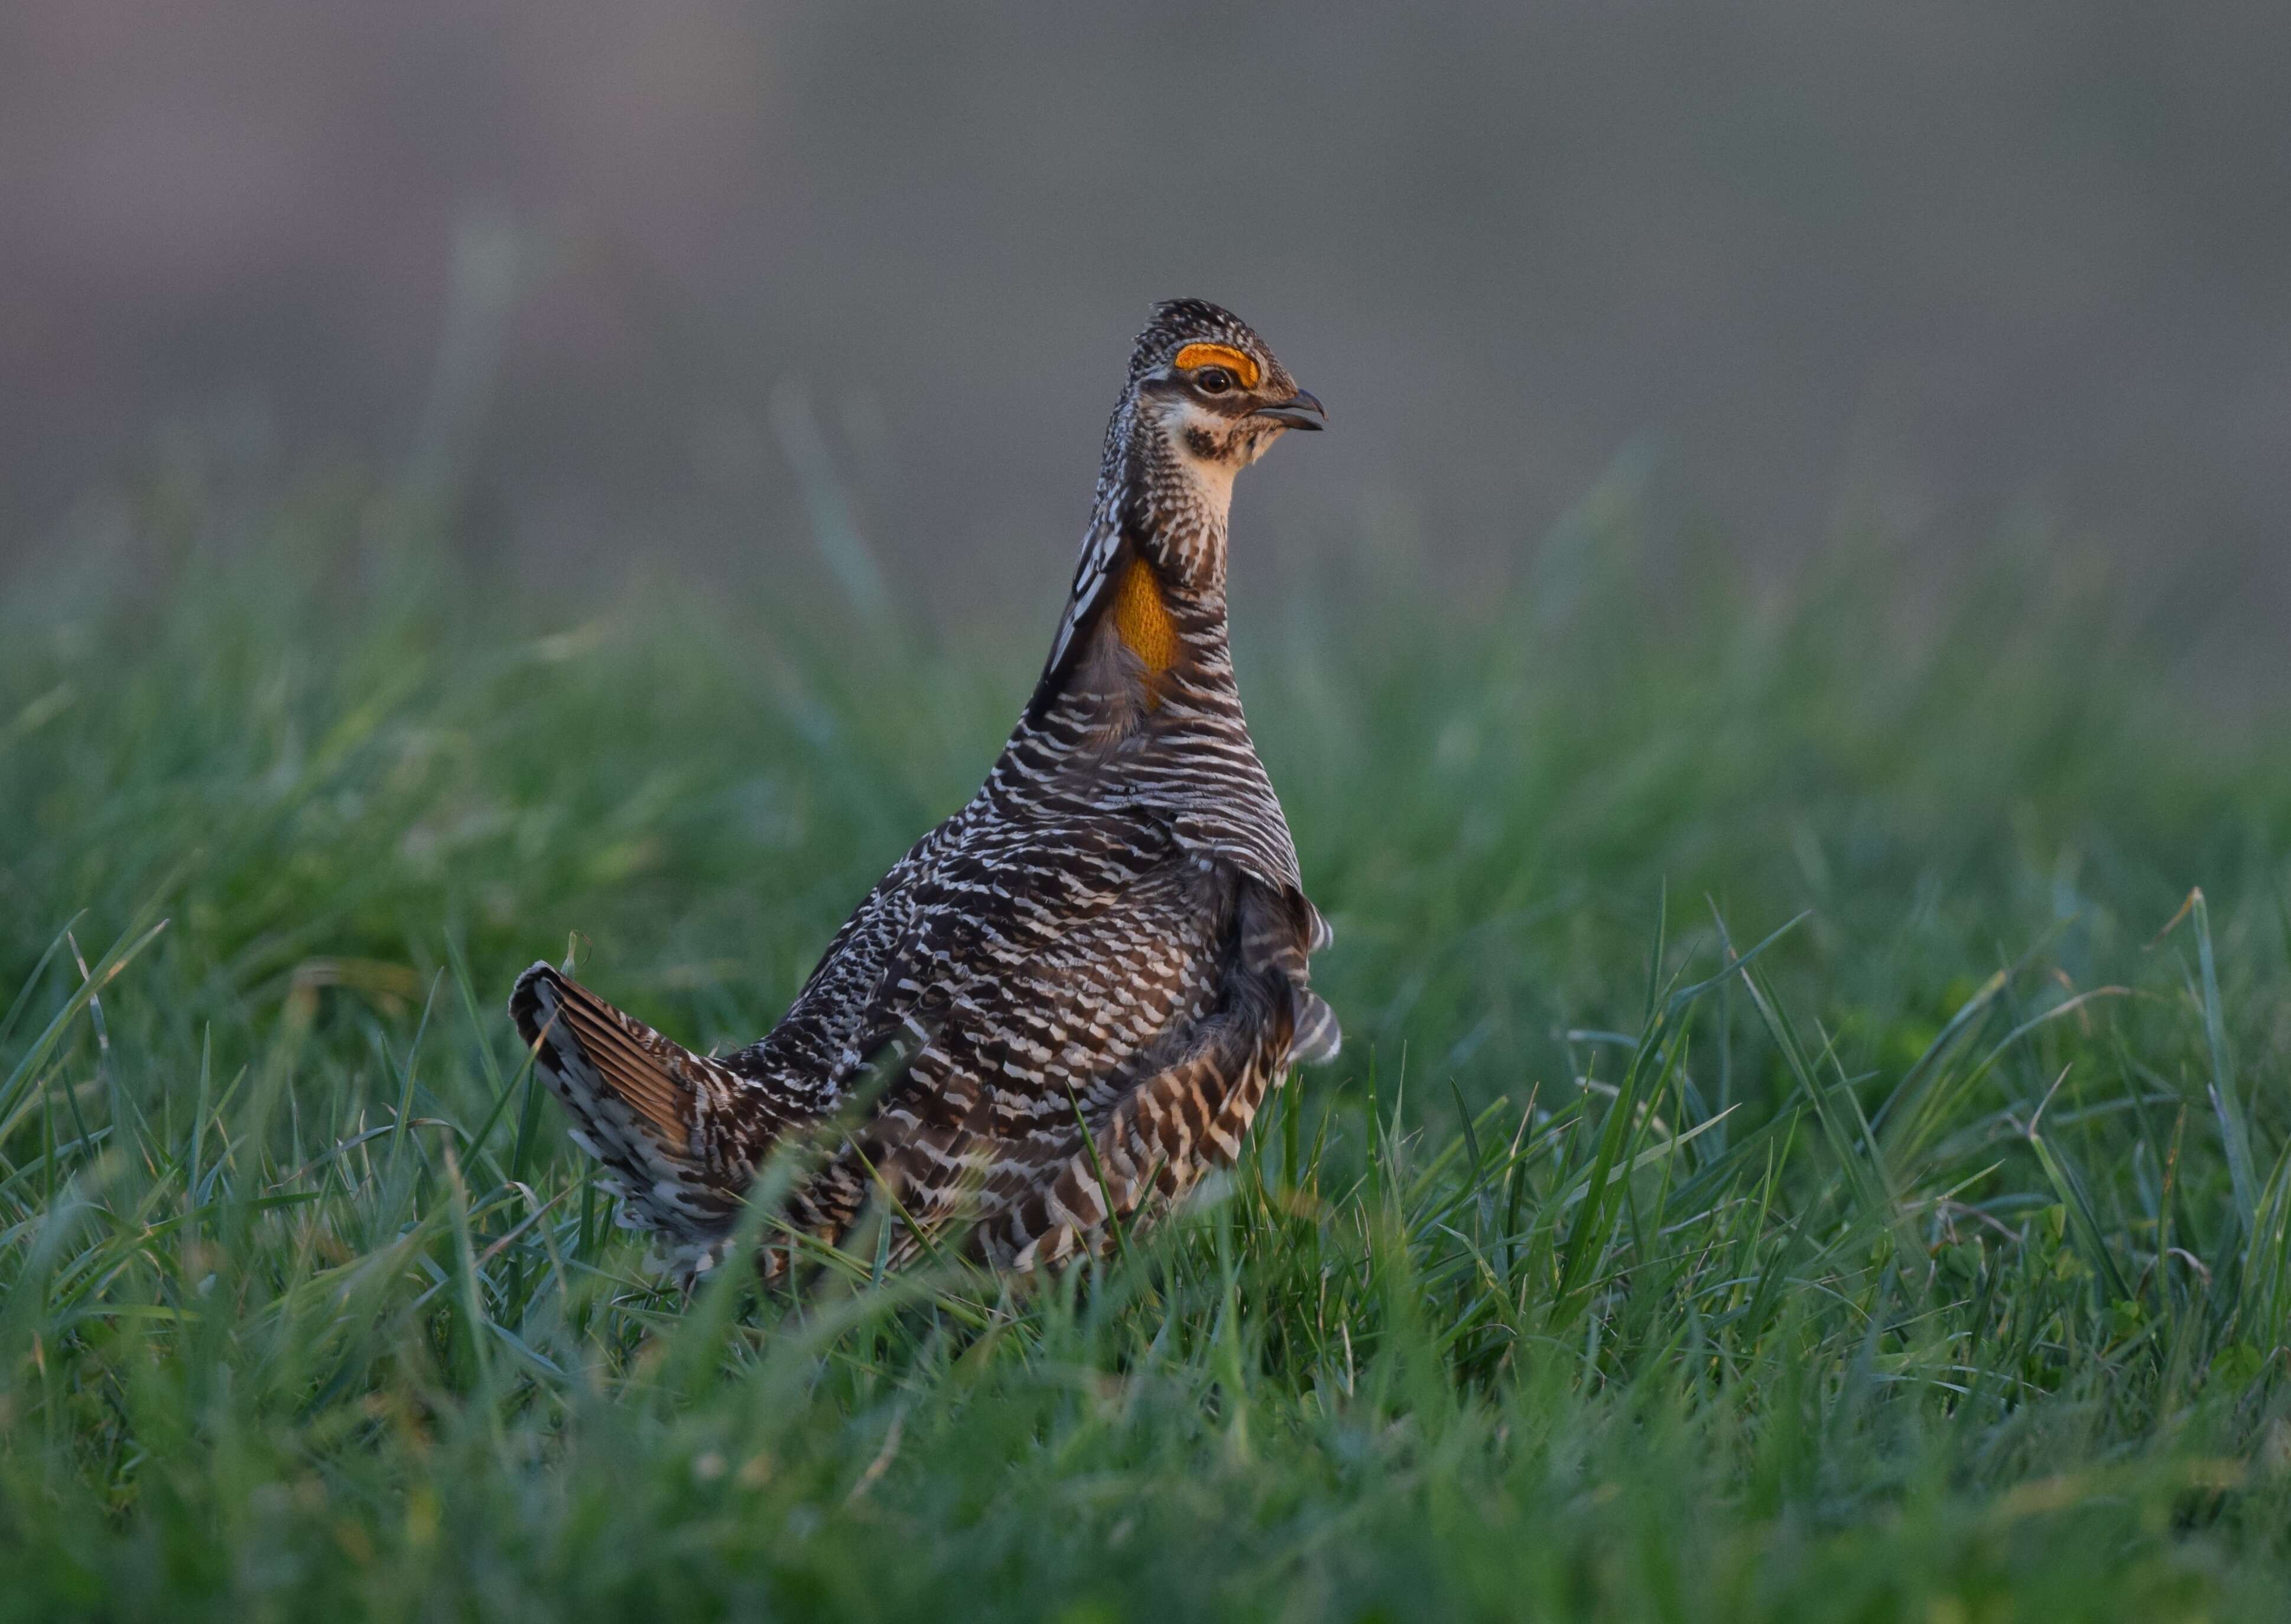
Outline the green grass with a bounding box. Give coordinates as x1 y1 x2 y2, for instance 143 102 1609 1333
5 476 2291 1620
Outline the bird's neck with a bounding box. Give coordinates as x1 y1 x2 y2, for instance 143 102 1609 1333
1120 416 1233 603
1015 408 1246 732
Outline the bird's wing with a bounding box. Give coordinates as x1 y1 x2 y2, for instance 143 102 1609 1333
979 876 1343 1268
794 844 1344 1262
789 845 1230 1252
819 806 1175 1075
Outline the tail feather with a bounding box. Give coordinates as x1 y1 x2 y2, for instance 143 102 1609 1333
509 964 699 1147
509 962 749 1277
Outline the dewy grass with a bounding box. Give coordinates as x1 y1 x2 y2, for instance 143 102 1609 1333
3 489 2290 1620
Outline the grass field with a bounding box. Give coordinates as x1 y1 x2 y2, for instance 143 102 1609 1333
5 477 2290 1620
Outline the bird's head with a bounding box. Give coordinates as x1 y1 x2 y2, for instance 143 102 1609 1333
1032 300 1322 699
1122 299 1324 487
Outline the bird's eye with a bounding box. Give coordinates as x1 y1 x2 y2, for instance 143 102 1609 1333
1195 367 1236 395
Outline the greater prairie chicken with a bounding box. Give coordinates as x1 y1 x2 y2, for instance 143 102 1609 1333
511 299 1337 1282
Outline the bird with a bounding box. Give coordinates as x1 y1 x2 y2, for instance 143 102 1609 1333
509 298 1338 1285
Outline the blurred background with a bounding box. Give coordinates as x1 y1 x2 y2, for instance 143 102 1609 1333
7 0 2288 666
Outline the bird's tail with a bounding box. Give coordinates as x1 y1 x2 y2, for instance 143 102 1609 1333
508 962 749 1276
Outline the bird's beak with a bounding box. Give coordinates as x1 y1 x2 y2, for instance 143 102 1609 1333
1252 389 1326 430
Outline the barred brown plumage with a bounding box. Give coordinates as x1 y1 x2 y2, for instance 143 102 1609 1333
509 298 1338 1284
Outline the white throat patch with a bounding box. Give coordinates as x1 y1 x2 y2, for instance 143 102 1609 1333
1159 401 1243 521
